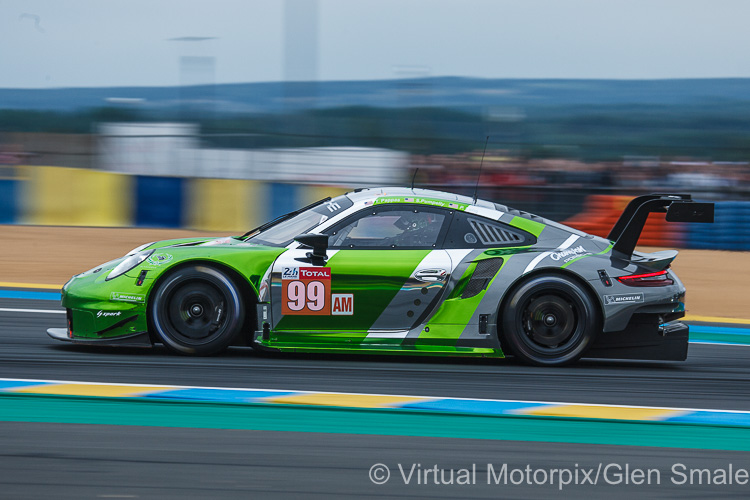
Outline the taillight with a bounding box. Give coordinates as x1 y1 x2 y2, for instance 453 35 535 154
67 309 73 338
616 270 673 287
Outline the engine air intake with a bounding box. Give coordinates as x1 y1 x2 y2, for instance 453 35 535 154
462 258 504 299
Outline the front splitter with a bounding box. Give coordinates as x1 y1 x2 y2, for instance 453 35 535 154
46 328 152 348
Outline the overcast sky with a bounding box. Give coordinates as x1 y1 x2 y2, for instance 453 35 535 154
2 0 750 88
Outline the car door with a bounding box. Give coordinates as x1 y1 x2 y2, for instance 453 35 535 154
269 204 455 346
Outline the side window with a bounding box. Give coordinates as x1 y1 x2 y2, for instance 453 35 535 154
444 213 536 248
328 207 447 249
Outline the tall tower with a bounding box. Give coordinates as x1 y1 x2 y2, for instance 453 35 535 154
283 0 319 117
284 0 319 83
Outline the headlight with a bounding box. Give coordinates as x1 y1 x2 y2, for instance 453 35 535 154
105 250 154 281
126 242 155 256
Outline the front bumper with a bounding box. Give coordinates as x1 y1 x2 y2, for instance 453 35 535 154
60 263 152 341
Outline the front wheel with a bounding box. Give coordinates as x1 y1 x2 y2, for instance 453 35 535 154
501 275 599 366
150 265 245 355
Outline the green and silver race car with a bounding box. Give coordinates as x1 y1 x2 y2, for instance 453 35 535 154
47 187 713 366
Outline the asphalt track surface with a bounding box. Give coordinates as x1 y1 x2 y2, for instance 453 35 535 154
3 422 749 499
3 299 750 410
2 296 750 498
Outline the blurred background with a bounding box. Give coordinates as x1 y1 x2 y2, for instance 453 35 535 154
3 0 750 249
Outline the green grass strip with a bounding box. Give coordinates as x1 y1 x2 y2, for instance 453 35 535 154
3 393 750 451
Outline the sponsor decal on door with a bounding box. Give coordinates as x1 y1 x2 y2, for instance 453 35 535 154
282 267 332 315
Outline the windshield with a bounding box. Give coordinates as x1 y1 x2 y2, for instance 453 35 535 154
246 195 353 247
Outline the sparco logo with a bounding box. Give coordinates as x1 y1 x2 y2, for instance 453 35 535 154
604 294 645 305
550 245 586 261
97 311 122 318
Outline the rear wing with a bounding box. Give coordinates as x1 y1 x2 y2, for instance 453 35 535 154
608 194 714 257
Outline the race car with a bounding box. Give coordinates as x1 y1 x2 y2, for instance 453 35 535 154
47 187 713 366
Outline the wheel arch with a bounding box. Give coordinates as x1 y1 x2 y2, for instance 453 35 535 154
146 259 259 346
496 267 604 351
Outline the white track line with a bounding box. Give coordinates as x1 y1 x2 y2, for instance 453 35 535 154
0 308 65 314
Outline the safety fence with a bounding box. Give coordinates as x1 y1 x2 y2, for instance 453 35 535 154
0 165 744 250
561 194 750 250
562 195 687 248
0 166 349 231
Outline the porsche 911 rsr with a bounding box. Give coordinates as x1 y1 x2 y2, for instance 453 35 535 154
47 188 713 366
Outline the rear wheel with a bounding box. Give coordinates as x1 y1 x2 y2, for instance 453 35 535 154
150 265 244 355
501 275 599 366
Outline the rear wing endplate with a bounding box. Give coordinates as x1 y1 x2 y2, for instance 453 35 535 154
608 194 714 257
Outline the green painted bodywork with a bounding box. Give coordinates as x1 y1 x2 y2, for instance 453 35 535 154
272 249 431 336
509 216 546 237
420 256 511 348
264 246 524 357
62 238 285 339
259 344 501 356
58 193 554 359
61 236 522 357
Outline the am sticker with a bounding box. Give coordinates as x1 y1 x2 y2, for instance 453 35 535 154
332 294 354 315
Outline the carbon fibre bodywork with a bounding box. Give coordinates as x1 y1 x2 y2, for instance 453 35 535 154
49 187 710 364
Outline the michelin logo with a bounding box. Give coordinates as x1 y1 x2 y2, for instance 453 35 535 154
110 292 145 304
604 294 645 305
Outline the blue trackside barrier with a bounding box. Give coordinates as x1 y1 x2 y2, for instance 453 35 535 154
0 178 16 224
3 166 348 231
134 176 184 228
686 200 750 250
5 164 750 254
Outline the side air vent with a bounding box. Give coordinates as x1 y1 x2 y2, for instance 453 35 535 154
469 219 524 245
462 258 504 299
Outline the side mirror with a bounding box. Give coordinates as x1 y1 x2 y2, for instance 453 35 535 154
294 233 329 265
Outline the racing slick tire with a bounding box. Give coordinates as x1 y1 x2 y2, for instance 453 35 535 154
501 274 599 366
150 265 245 355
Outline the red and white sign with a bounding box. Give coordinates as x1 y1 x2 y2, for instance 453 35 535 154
299 268 331 280
282 267 332 316
332 294 354 315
